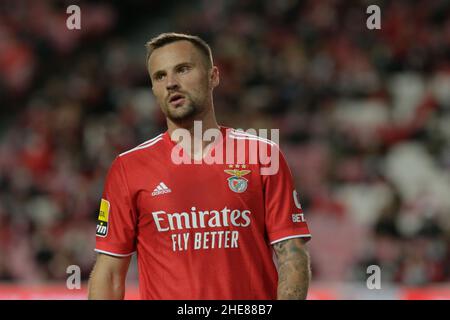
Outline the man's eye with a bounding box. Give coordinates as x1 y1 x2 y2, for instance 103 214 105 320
178 66 190 73
154 73 165 81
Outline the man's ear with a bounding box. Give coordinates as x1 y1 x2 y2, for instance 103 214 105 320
210 66 220 88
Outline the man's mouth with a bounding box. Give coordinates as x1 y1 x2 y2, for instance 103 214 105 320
169 93 186 106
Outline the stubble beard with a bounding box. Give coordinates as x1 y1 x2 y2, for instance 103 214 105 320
165 95 205 124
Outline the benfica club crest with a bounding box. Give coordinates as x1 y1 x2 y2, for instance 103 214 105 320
224 165 251 193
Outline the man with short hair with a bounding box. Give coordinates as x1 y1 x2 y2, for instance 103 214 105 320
88 32 311 300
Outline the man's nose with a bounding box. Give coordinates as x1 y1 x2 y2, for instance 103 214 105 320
166 73 180 91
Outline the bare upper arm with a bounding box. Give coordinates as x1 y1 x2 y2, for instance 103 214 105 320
88 253 132 299
92 253 132 277
272 238 311 299
272 237 310 263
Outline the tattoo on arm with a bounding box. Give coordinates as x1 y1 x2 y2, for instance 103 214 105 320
273 238 311 300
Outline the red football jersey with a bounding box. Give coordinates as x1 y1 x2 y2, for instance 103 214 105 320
95 126 311 299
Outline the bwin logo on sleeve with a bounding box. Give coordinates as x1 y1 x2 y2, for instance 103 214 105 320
96 199 110 237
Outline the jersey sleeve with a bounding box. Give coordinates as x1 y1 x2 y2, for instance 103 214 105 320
95 156 137 257
263 145 311 245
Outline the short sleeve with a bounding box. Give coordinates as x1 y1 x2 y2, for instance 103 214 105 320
95 157 137 256
263 145 311 245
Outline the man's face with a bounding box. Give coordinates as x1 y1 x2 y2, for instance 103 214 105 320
148 40 218 123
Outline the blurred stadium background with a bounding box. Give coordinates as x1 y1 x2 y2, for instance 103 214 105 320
1 0 450 299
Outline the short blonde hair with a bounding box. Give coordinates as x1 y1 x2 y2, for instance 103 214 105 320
145 32 213 73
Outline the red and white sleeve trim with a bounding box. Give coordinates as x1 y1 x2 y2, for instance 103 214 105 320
94 249 135 257
270 234 312 245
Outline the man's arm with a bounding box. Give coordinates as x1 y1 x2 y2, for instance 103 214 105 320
88 253 132 300
272 238 311 300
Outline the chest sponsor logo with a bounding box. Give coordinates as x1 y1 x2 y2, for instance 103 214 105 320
224 165 251 193
151 206 251 252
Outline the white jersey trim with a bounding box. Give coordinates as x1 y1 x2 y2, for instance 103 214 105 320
94 249 135 257
136 134 163 147
270 234 312 245
119 134 163 157
229 134 276 146
229 130 276 146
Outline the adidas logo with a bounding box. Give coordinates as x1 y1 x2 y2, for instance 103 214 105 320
152 182 172 196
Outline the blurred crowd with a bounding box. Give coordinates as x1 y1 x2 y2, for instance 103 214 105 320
0 0 450 286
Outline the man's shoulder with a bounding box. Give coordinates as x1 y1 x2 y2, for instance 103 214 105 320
118 132 166 160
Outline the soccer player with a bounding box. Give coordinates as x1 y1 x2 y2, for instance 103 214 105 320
88 33 312 300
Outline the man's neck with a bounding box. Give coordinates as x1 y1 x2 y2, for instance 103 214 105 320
166 107 220 158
